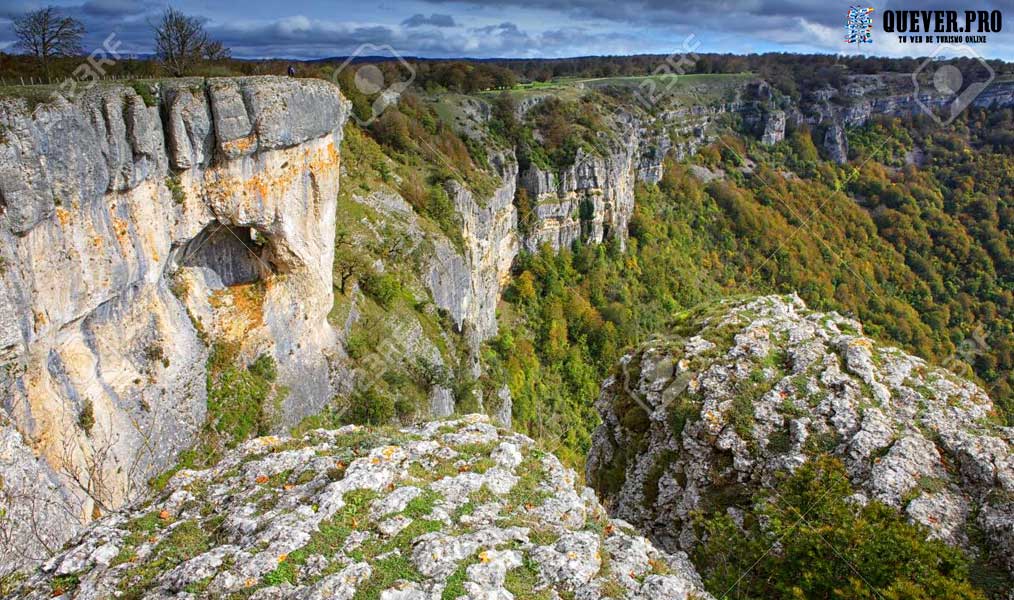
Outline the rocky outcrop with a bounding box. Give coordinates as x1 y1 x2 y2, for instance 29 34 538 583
442 153 519 348
519 104 725 253
11 415 712 600
760 110 785 145
520 141 636 252
0 77 350 569
587 295 1014 573
823 123 848 164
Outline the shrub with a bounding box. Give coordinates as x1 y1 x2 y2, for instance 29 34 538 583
165 174 185 204
78 400 95 435
206 346 283 447
344 387 395 426
694 456 987 600
361 271 401 309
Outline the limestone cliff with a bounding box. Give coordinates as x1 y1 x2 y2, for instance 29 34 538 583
587 295 1014 574
518 104 729 253
790 76 1014 162
441 153 519 348
10 415 711 600
0 77 350 569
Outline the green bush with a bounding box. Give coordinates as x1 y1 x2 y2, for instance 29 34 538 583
344 387 395 425
206 345 283 448
361 271 401 309
694 456 987 600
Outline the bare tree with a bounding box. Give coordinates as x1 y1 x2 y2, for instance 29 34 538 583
12 7 85 81
152 7 228 76
202 39 231 61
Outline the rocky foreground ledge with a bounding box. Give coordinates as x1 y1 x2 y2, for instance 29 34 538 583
10 415 710 599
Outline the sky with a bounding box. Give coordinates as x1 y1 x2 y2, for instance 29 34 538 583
0 0 1012 61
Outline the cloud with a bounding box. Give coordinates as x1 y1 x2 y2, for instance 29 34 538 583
418 0 1014 57
401 13 456 28
1 0 1011 61
81 0 150 17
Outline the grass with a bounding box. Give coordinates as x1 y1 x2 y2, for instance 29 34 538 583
504 452 552 511
353 552 425 600
118 520 211 599
441 552 479 600
401 489 440 519
504 554 554 600
259 488 379 587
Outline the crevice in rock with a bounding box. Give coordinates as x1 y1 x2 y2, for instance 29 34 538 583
177 221 273 287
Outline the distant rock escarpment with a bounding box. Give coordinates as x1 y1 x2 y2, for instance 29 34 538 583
587 295 1014 574
0 77 350 568
11 415 711 600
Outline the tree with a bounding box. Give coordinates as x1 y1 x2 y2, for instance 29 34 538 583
202 39 231 61
13 7 84 80
152 7 227 76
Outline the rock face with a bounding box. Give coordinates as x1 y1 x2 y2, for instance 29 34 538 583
11 415 712 600
443 153 519 348
760 110 785 145
823 123 849 164
587 295 1014 573
518 104 728 253
519 141 637 252
0 77 350 569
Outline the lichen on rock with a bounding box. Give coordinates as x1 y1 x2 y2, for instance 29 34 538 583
10 415 711 600
587 294 1014 574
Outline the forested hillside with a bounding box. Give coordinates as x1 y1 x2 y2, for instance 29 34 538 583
484 109 1013 464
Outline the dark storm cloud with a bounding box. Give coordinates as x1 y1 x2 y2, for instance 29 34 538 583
401 13 457 28
202 16 629 59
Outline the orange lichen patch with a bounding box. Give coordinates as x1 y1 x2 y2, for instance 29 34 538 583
203 140 340 212
112 218 131 247
255 474 269 484
158 509 171 521
209 282 267 345
55 207 71 226
231 283 267 326
221 134 257 156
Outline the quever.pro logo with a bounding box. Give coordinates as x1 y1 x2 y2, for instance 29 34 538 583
846 6 875 43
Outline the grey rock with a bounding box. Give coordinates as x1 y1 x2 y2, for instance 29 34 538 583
0 76 351 571
824 123 848 164
587 295 1014 575
10 415 710 599
760 110 785 145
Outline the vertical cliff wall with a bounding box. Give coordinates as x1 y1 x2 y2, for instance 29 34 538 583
518 102 741 253
0 77 350 568
431 152 519 349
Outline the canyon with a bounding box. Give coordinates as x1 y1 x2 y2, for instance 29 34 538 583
1 71 1014 594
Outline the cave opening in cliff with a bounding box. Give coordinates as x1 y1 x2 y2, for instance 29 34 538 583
178 222 273 287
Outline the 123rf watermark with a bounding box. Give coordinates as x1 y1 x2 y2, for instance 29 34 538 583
31 33 122 117
332 43 415 126
911 43 995 126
